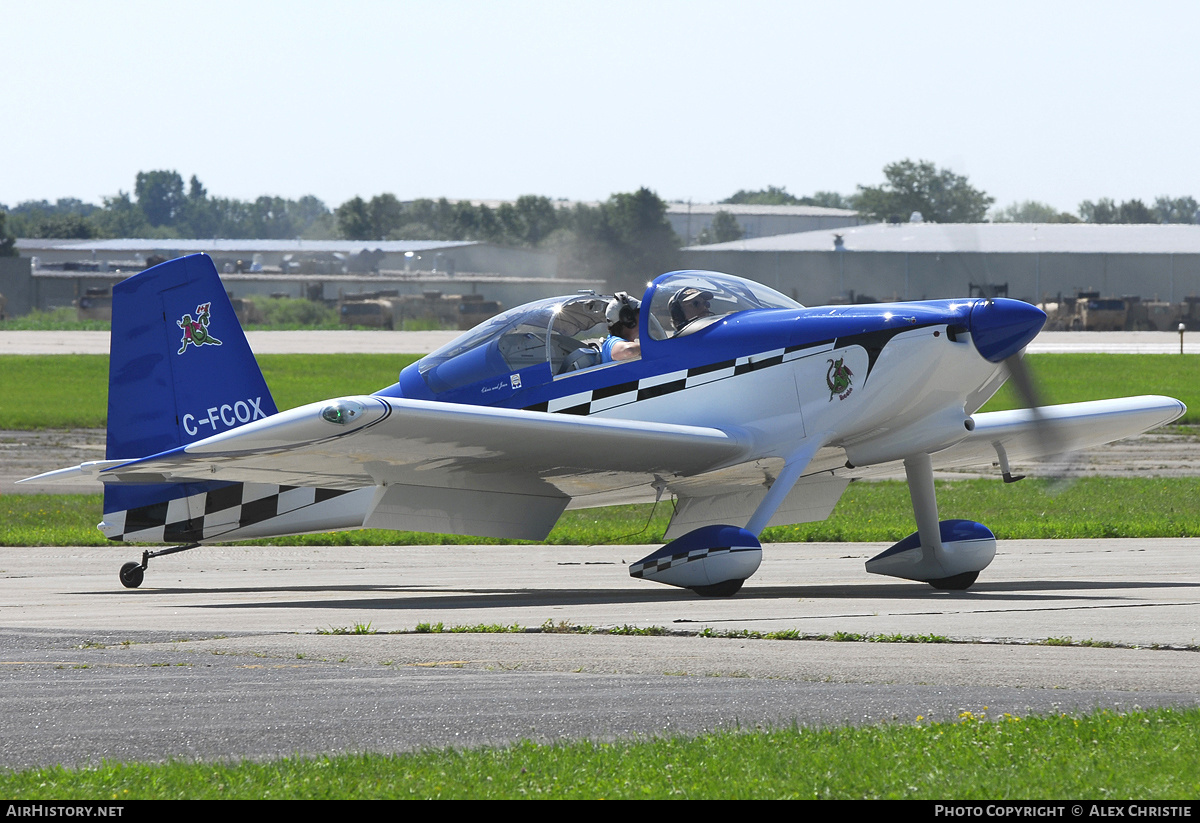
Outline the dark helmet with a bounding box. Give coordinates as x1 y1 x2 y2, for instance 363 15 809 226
668 286 714 331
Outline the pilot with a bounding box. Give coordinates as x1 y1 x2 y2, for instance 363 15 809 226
601 292 641 362
669 286 715 332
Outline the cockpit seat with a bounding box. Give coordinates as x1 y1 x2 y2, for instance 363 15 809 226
559 345 602 373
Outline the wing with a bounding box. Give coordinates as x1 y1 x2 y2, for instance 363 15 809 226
25 396 751 540
659 395 1187 537
930 395 1186 470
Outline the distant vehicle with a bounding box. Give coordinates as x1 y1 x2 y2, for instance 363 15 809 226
339 290 399 329
228 295 264 326
1039 290 1200 331
76 287 113 322
1076 295 1127 331
456 294 503 329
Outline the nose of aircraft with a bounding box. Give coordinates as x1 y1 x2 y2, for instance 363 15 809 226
968 298 1047 363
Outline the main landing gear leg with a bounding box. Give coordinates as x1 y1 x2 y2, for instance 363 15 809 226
864 453 997 590
630 438 832 597
119 543 201 589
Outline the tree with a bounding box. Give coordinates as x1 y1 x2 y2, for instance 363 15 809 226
560 188 680 290
496 202 524 243
92 191 149 237
1155 196 1200 224
187 175 206 202
432 198 456 238
721 187 853 209
179 175 218 238
853 159 994 223
991 200 1079 223
449 199 480 240
4 198 104 238
134 170 186 227
513 195 559 246
476 204 503 243
1079 198 1157 224
292 195 335 239
25 212 95 238
696 210 743 244
1117 199 1155 224
335 196 372 240
0 210 16 256
1078 198 1118 224
802 191 853 209
367 194 404 239
249 196 295 239
722 185 802 206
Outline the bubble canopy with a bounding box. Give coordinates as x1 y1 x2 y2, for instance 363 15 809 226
414 271 804 394
642 271 803 339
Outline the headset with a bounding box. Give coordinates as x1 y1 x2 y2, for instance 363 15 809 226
606 292 640 331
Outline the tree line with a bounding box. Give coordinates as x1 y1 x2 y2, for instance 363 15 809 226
5 160 1200 266
0 173 682 291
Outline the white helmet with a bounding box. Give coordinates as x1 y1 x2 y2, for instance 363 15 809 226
605 292 640 330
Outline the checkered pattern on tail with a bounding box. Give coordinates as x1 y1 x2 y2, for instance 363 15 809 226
102 482 353 542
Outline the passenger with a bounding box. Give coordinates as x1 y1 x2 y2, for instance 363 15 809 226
601 292 641 362
669 286 715 332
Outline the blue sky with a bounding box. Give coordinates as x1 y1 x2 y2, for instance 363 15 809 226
6 0 1199 215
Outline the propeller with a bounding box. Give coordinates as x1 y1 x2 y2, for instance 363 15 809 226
957 227 1078 490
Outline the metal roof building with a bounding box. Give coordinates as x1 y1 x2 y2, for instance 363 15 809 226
5 238 580 317
666 202 860 246
681 222 1200 305
16 237 554 279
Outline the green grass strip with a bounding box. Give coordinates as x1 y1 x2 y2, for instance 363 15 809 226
2 708 1197 799
7 476 1200 547
983 353 1199 422
0 307 110 331
0 354 419 429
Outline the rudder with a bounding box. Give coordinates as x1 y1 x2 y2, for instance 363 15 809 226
104 254 279 533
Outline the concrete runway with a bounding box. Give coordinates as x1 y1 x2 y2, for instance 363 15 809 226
2 539 1198 769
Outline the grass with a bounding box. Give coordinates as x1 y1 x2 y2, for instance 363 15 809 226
0 307 110 331
317 622 377 635
983 353 1199 422
0 352 1197 429
0 298 446 332
2 707 1197 799
0 354 419 428
0 317 447 332
7 476 1200 546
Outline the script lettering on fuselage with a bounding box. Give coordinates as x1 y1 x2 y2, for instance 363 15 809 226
182 396 267 436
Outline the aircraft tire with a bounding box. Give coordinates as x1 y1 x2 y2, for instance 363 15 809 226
119 562 145 589
690 579 744 597
927 571 979 591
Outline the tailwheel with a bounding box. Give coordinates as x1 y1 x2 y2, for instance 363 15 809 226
928 571 979 591
116 543 202 589
119 561 145 589
691 579 745 598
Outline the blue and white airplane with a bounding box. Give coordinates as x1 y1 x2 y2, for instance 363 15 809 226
24 253 1185 595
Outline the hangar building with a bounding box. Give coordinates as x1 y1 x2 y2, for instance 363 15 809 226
680 222 1200 306
665 203 860 246
4 238 586 317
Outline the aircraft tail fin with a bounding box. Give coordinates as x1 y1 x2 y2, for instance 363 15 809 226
103 253 279 532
